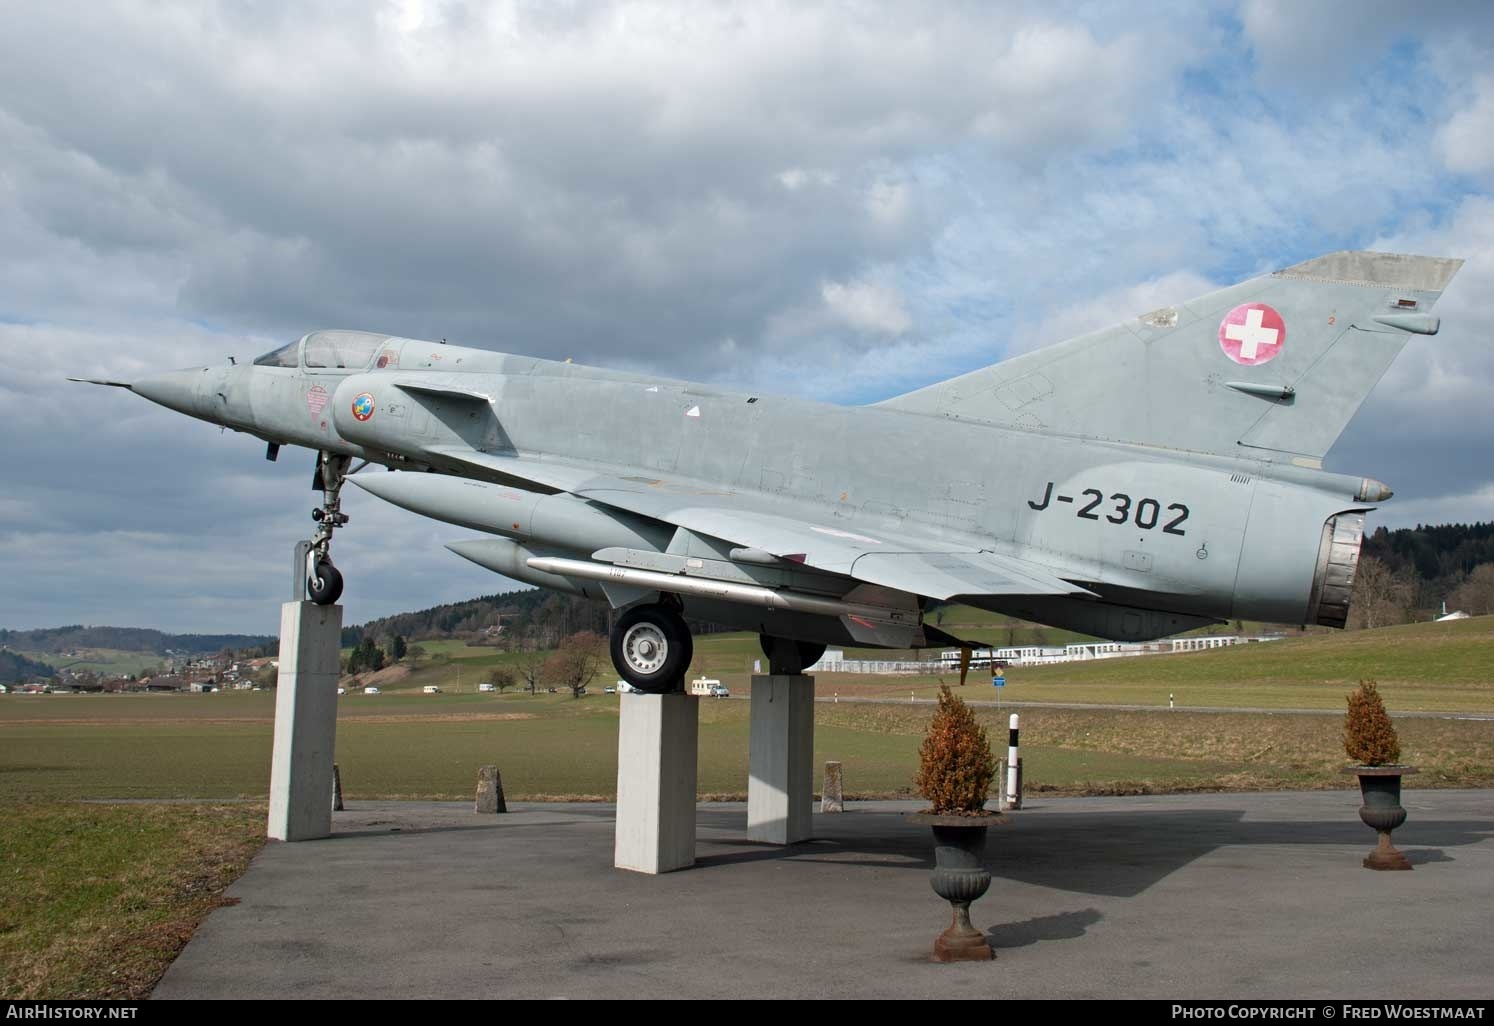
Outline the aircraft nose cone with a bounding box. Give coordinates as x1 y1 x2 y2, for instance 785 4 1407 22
131 368 209 417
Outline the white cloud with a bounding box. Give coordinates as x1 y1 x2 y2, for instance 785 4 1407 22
1438 74 1494 175
2 1 1492 631
821 278 913 337
1011 270 1219 356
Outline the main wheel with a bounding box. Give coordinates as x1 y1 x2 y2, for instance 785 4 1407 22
760 635 826 675
611 605 691 694
307 559 343 606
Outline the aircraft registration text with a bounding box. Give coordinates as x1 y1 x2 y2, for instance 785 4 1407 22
1026 482 1190 535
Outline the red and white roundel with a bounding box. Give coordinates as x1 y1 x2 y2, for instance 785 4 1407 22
1218 303 1285 366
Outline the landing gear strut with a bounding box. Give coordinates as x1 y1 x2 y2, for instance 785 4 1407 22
306 453 351 606
610 601 693 694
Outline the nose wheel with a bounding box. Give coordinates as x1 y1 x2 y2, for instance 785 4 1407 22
305 452 352 606
610 603 693 693
307 558 343 606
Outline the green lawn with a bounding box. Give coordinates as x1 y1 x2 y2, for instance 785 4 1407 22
693 616 1494 713
0 801 263 1000
5 677 1492 803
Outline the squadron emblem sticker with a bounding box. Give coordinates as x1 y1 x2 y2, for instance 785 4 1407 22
1218 303 1285 366
305 385 329 421
351 392 375 421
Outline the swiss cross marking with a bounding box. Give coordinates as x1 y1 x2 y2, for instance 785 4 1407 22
1218 303 1286 366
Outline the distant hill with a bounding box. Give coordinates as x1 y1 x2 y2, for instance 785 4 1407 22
0 648 57 683
344 586 739 648
344 588 607 648
0 626 276 657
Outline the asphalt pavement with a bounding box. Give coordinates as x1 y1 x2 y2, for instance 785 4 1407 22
153 790 1494 1000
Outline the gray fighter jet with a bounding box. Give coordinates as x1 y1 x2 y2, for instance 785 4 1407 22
74 250 1460 691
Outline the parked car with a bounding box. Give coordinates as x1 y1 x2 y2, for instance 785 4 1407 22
365 687 381 695
604 686 616 695
422 685 442 694
709 684 730 698
478 682 496 693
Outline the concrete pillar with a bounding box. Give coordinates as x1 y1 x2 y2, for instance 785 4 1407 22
748 675 815 844
614 692 699 874
267 601 342 842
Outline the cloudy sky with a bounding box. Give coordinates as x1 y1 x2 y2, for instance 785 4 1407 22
3 1 1492 634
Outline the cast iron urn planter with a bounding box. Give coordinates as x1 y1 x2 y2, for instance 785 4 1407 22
906 812 1005 961
1344 766 1417 870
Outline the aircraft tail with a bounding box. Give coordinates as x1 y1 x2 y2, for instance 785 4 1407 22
876 251 1462 464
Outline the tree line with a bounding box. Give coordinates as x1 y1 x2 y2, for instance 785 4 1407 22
1352 521 1494 628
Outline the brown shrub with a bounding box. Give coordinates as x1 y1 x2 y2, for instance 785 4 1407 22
915 684 996 813
1344 680 1401 766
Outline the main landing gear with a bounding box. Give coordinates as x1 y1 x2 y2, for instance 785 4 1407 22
610 599 693 694
606 598 831 692
306 452 351 606
760 635 826 676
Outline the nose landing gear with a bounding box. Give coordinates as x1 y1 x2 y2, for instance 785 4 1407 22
305 453 352 606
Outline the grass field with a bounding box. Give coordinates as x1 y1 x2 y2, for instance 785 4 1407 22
348 617 1494 716
0 801 263 999
694 616 1494 713
5 618 1492 999
4 672 1492 803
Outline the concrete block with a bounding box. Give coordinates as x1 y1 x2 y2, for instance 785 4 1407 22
748 675 815 844
476 765 507 814
821 761 844 813
268 601 342 842
615 692 699 874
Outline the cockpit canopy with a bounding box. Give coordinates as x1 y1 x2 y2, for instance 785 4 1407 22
252 330 391 370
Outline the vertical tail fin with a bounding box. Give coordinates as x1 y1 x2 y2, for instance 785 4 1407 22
877 251 1462 463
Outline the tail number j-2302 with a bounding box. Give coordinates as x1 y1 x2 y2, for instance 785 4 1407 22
1026 482 1189 536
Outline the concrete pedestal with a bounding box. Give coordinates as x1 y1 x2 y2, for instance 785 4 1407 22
267 601 342 842
614 692 699 874
748 675 815 844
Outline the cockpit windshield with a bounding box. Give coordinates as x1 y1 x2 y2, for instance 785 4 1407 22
303 330 387 370
251 330 389 370
252 339 300 368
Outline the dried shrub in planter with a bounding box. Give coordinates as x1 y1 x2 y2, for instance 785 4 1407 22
916 685 996 814
1344 680 1401 766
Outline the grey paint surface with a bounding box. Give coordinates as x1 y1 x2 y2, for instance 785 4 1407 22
93 250 1462 645
153 791 1493 1000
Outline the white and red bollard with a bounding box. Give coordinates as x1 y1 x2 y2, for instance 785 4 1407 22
1003 713 1022 810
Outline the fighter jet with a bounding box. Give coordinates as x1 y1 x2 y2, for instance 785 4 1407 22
74 250 1460 692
